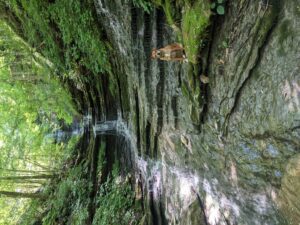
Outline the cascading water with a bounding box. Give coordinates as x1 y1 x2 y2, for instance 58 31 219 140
93 118 280 224
93 118 205 224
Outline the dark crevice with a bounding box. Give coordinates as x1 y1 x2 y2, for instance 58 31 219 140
138 173 145 212
135 90 141 155
166 102 169 124
171 96 179 129
131 5 138 46
159 200 167 225
116 135 134 175
87 87 95 114
100 76 109 118
87 136 101 224
192 188 209 225
200 16 218 125
177 66 182 88
117 75 124 119
153 133 159 159
145 121 151 156
143 10 152 103
155 9 165 145
223 8 281 134
149 180 159 225
101 136 116 184
291 125 300 132
134 10 144 86
95 82 104 121
100 75 118 120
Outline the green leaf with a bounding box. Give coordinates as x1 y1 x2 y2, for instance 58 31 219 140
217 0 224 3
210 2 216 9
217 5 225 15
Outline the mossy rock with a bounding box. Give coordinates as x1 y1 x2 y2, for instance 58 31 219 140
181 0 211 64
190 105 200 124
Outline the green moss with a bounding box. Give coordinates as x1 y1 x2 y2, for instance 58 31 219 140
93 165 142 225
164 0 176 26
277 20 292 56
190 105 200 124
153 0 211 64
153 0 211 62
278 20 292 44
181 81 191 101
181 1 211 63
153 0 182 37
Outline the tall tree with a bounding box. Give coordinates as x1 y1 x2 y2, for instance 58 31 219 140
0 191 46 199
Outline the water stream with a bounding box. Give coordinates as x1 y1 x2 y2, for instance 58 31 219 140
93 118 204 224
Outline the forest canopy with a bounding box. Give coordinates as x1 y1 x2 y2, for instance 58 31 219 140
0 19 78 223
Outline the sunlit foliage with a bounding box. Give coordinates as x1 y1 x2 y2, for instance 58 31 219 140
0 19 78 223
4 0 110 75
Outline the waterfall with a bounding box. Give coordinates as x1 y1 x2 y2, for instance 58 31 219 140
92 118 205 224
92 0 292 224
90 107 283 224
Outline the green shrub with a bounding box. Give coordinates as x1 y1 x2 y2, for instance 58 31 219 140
42 164 91 225
8 0 110 76
93 163 141 225
132 0 153 13
211 0 226 15
48 0 109 74
93 177 137 225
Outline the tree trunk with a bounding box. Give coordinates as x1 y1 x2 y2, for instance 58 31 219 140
0 174 56 180
0 191 46 199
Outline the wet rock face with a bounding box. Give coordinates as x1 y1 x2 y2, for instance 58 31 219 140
206 1 300 223
93 0 299 224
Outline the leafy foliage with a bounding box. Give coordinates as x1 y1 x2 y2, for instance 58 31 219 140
93 164 141 225
15 136 80 225
211 0 226 15
132 0 153 13
6 0 110 75
93 178 136 225
152 0 211 64
42 164 91 225
0 17 78 224
0 20 76 166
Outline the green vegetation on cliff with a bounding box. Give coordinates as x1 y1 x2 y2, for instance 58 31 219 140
4 0 110 75
151 0 211 63
133 0 211 63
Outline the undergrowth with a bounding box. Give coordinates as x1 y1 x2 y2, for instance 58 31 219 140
93 164 141 225
18 147 142 225
8 0 110 76
43 164 91 225
132 0 153 13
16 136 83 225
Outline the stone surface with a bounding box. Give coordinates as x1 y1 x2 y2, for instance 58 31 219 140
92 0 300 224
